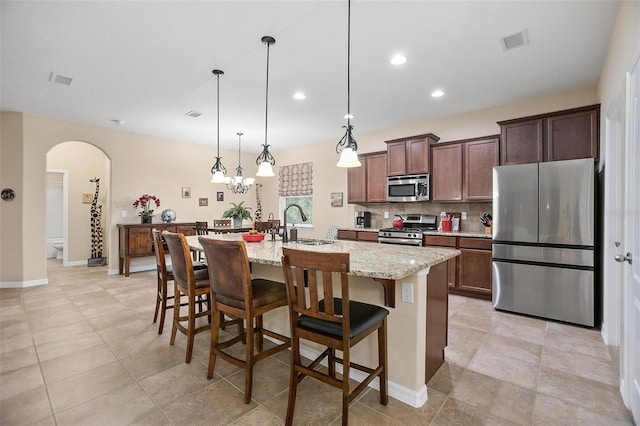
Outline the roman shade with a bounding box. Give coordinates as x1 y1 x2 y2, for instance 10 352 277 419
278 162 313 196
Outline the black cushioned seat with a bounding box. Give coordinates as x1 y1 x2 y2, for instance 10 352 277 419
298 299 389 338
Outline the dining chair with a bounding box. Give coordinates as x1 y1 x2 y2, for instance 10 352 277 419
199 237 291 403
193 221 209 261
254 220 280 232
281 247 389 425
151 228 207 335
162 231 212 363
213 219 232 228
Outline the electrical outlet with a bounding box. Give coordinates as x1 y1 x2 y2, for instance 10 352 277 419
461 212 467 220
120 210 127 218
384 211 389 219
401 282 414 303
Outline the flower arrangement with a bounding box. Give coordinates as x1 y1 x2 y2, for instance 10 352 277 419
133 194 160 221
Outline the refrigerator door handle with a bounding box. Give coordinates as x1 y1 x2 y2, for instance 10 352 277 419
614 252 632 264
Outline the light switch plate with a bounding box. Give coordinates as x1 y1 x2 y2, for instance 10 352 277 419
461 212 467 220
82 193 93 204
401 282 414 303
384 211 389 219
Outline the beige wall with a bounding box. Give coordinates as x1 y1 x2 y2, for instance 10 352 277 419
0 112 25 283
47 142 111 263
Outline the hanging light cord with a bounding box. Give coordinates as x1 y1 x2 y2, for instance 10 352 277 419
236 132 243 175
264 41 270 149
347 0 351 130
216 73 221 158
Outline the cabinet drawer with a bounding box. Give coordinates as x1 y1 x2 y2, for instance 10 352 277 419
337 230 358 240
424 236 457 247
459 237 492 250
358 231 379 242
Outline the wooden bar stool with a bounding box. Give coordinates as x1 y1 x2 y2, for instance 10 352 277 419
281 247 389 425
162 231 212 363
199 237 290 403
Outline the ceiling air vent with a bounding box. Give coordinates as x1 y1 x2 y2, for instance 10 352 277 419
500 29 529 51
184 110 203 118
48 72 73 86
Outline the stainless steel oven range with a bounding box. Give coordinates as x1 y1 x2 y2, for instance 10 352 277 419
378 214 437 246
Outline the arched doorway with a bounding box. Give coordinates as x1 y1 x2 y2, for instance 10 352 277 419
46 141 111 269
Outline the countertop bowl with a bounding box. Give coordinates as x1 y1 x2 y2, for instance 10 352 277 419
242 233 265 242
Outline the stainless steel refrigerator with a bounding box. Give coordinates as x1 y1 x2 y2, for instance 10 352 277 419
492 158 595 326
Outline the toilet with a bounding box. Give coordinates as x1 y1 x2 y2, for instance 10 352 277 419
53 243 63 260
47 238 64 260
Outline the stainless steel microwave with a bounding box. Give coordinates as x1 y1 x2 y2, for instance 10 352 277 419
387 174 430 202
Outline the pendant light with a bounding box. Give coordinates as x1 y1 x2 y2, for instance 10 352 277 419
256 36 276 177
336 0 362 168
226 132 255 194
210 69 228 183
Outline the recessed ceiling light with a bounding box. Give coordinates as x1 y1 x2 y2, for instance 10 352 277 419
390 54 407 65
184 110 203 118
110 119 125 125
431 89 445 98
293 92 306 100
344 114 354 119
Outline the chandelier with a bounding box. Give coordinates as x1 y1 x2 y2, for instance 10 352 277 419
256 36 277 177
226 132 255 194
336 0 362 168
210 69 228 183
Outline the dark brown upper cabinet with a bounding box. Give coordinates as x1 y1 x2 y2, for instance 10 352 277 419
347 151 387 203
431 135 498 202
385 133 440 176
498 104 599 165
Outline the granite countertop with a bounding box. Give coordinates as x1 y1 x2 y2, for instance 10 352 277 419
337 227 492 239
186 234 460 281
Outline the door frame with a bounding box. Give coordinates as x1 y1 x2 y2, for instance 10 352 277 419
46 169 69 266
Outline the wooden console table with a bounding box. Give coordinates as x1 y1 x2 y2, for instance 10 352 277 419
117 222 195 277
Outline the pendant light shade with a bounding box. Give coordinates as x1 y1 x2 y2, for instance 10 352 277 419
225 132 254 194
256 36 276 177
335 0 361 168
210 69 228 183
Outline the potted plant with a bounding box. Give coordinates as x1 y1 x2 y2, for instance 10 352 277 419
133 194 160 224
221 201 252 227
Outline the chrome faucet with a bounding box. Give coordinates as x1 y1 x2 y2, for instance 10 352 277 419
282 203 308 243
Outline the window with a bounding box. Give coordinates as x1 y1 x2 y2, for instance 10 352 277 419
280 196 313 228
279 162 313 227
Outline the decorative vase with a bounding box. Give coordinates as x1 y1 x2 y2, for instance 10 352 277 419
233 218 242 228
142 216 152 224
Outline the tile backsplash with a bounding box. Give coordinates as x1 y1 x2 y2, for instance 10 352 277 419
353 202 492 233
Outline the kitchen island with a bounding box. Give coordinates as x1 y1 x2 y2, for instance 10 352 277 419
186 234 459 408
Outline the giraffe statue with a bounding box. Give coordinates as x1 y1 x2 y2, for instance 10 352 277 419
89 177 104 260
254 182 263 222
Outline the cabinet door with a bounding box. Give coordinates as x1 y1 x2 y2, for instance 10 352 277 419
431 144 462 201
347 163 366 203
386 141 407 176
458 248 492 294
129 228 152 255
500 119 544 165
546 108 598 161
366 153 388 202
406 138 430 175
176 224 195 236
463 137 498 201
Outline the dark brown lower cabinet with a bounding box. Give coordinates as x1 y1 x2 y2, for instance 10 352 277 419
337 229 378 242
424 235 492 299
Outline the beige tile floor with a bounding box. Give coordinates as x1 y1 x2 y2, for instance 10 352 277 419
0 260 634 425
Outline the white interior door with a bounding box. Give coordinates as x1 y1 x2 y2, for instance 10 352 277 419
603 94 624 346
623 49 640 423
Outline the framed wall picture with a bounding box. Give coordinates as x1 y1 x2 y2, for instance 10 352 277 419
182 187 191 198
216 192 224 202
199 197 208 207
331 192 343 207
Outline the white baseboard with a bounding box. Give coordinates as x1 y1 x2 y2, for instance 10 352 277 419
267 336 428 408
65 260 87 267
0 278 48 289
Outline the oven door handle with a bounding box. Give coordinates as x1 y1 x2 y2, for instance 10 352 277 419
377 237 423 246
